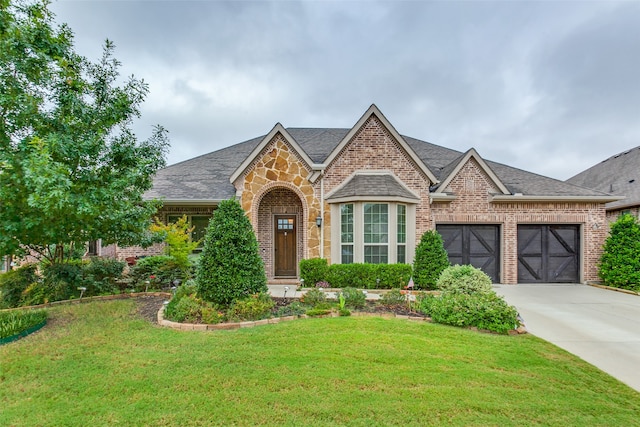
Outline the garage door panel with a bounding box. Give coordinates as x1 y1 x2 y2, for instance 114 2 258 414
437 225 500 282
518 225 579 283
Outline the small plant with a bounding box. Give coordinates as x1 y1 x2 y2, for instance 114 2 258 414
379 288 407 308
225 293 274 322
315 281 330 289
0 309 47 339
276 301 307 317
413 230 450 290
305 307 332 317
437 265 493 295
300 287 326 307
129 255 192 290
336 287 366 309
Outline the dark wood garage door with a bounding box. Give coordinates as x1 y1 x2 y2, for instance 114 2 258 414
436 225 500 282
517 225 580 283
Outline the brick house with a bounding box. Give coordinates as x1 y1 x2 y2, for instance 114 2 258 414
567 146 640 222
134 105 618 284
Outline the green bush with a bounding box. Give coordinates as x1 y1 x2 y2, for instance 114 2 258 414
379 288 408 308
276 301 307 317
0 309 47 339
84 257 126 296
0 264 38 308
196 199 267 306
336 287 366 309
419 292 519 334
299 258 329 287
437 265 493 295
300 287 327 307
40 261 86 301
325 263 412 289
225 293 274 322
413 230 450 290
129 255 191 291
167 295 205 323
599 214 640 291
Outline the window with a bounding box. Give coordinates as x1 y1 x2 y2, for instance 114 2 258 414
341 204 354 264
334 202 413 264
397 205 406 263
167 215 212 250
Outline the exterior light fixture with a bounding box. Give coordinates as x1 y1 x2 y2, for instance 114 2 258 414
316 216 323 227
77 287 87 300
283 286 290 299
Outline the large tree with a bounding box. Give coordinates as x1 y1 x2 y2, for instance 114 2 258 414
0 0 169 263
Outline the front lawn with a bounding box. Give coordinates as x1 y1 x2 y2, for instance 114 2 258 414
1 299 638 426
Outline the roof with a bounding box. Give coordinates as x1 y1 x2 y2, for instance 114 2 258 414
567 146 640 210
326 173 420 202
146 114 614 203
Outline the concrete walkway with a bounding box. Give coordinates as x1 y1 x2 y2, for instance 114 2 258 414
494 283 640 392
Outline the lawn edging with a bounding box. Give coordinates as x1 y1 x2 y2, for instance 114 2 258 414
588 283 640 296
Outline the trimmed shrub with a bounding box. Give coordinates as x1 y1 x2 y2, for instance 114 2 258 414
413 230 450 290
599 214 640 291
437 265 493 295
225 293 274 322
325 263 412 289
419 292 519 334
299 258 329 287
196 199 267 306
336 287 366 309
0 264 38 308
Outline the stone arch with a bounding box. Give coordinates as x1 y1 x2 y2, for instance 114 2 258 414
254 183 308 279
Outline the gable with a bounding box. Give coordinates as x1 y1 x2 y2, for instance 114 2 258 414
435 149 510 196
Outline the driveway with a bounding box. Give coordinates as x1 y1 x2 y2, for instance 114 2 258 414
494 284 640 392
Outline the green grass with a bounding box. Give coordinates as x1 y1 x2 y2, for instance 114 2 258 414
0 309 47 339
0 300 638 426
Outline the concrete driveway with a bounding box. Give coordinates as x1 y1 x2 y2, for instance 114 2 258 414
494 284 640 392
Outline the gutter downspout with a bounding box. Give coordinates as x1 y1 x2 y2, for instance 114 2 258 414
320 174 325 259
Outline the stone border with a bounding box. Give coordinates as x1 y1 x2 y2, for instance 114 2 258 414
157 304 430 331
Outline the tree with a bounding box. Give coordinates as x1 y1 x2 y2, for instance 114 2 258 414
0 0 169 263
599 214 640 291
413 230 450 290
196 199 267 306
149 216 200 267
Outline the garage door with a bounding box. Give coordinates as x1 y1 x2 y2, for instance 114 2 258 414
436 225 500 282
517 225 580 283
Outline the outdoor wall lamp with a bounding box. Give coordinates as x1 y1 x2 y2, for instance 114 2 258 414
316 216 323 227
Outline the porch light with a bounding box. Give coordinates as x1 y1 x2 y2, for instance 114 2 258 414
316 216 323 227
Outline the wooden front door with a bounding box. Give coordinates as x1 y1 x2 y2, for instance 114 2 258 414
274 215 297 277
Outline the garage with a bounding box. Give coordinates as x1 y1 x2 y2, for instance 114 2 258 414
436 225 500 282
517 225 580 283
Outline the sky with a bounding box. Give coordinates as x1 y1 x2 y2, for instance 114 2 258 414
48 0 640 181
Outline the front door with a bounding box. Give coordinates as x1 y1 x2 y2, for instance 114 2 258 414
274 215 297 277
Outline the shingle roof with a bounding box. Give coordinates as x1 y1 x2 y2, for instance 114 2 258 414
146 127 611 202
566 146 640 209
327 174 420 201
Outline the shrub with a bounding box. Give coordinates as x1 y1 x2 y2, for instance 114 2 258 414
0 309 47 339
0 264 38 308
419 292 519 334
599 214 640 291
40 261 85 301
149 215 200 268
437 265 493 295
225 293 274 322
299 258 329 287
197 199 267 306
336 287 366 309
305 308 332 317
379 288 407 308
413 230 450 290
325 263 412 289
300 287 327 307
166 295 205 323
84 257 126 296
129 255 191 290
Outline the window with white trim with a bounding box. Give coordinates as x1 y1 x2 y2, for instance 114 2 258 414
336 202 412 264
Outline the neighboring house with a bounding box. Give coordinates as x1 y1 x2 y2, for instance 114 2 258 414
125 105 618 284
566 146 640 222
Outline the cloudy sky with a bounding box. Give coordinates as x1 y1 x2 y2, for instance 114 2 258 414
49 0 640 180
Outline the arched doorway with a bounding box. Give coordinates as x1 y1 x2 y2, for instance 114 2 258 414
257 188 304 279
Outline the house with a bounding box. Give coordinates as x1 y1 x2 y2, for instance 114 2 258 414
129 105 618 284
566 146 640 222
